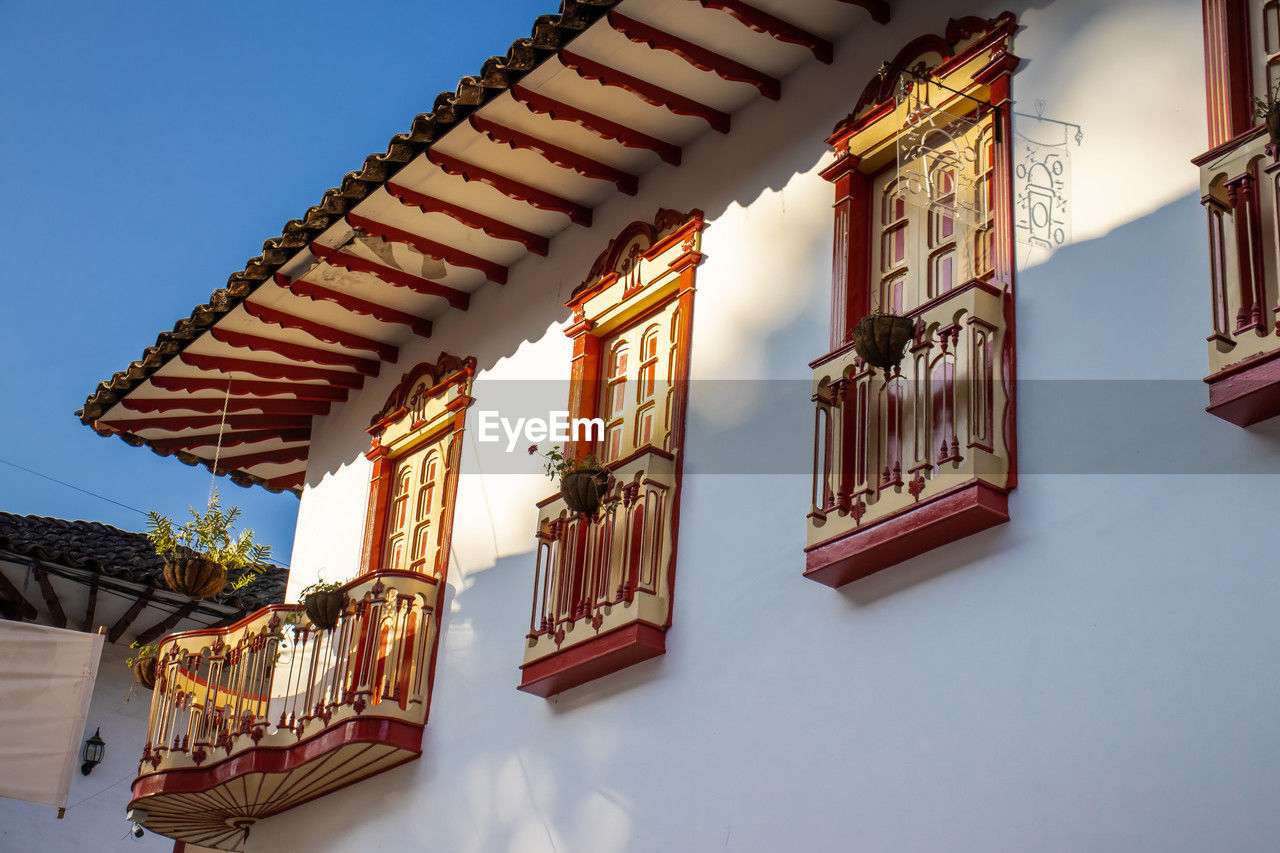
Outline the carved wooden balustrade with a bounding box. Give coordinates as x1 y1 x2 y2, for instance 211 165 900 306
520 446 677 696
1197 129 1280 424
806 278 1013 586
129 570 439 851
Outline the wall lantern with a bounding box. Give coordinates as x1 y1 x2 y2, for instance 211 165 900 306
80 727 105 775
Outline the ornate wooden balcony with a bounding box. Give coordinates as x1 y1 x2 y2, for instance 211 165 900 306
807 277 1014 586
1196 127 1280 425
128 571 439 851
520 446 677 697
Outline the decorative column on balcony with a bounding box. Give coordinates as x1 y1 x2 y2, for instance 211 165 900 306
519 210 704 698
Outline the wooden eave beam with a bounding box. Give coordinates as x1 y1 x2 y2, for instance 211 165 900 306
146 428 311 453
81 575 98 631
206 445 309 473
244 300 399 362
107 586 153 643
427 150 593 227
99 413 313 433
134 600 198 645
30 564 68 628
179 352 365 388
511 84 682 166
267 471 306 492
275 274 433 338
344 212 508 285
310 241 472 309
559 49 731 133
468 115 639 195
693 0 833 63
834 0 891 25
150 376 348 402
121 397 331 417
384 182 549 255
210 327 379 377
607 11 781 100
0 567 38 621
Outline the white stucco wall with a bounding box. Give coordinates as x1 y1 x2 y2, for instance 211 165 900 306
257 1 1280 851
0 640 171 853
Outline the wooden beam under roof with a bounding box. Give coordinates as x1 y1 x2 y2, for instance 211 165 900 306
134 600 199 645
693 0 833 63
427 151 593 227
275 273 434 338
607 11 781 100
209 327 379 377
147 428 311 453
0 566 38 621
345 212 508 285
100 413 314 433
207 445 308 474
150 376 348 402
121 397 331 417
32 564 68 628
243 300 399 362
81 575 98 631
179 352 365 388
559 49 731 133
384 182 550 255
469 115 640 195
107 586 153 643
310 242 472 310
510 84 683 166
834 0 891 25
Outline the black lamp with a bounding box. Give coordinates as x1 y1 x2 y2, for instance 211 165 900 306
80 727 105 775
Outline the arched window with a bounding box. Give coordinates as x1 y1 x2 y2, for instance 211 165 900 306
877 182 909 313
634 325 661 448
386 465 413 569
409 453 439 573
603 341 630 460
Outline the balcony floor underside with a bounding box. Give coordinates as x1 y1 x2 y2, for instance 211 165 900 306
130 717 423 851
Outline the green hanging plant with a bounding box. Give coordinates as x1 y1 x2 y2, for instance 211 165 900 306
146 490 271 599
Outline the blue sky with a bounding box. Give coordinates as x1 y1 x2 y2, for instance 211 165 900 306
0 1 556 564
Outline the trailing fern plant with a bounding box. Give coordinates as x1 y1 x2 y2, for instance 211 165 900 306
146 490 271 574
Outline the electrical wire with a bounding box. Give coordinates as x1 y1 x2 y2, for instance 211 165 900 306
0 458 147 516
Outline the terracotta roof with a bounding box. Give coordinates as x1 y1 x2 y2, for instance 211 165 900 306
76 0 623 491
0 512 287 611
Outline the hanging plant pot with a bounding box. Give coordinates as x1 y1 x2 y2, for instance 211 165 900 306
304 591 346 631
132 655 158 691
162 551 227 600
1265 102 1280 146
560 467 610 515
852 313 915 371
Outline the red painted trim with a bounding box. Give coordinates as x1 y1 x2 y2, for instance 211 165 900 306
99 413 313 433
518 622 666 697
266 471 305 492
427 150 592 226
179 352 365 389
128 717 423 802
695 0 832 63
149 376 347 402
833 0 891 25
469 114 639 195
209 445 309 473
1192 123 1267 166
243 299 399 362
210 327 378 377
310 242 471 309
275 273 433 338
121 397 330 417
385 181 549 255
1201 0 1254 148
345 211 508 285
1205 347 1280 425
510 84 682 166
560 49 731 133
607 11 781 100
804 481 1010 587
145 428 311 452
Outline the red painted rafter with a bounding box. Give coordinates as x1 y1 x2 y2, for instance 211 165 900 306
468 115 639 195
31 565 67 629
385 182 549 255
0 571 37 621
134 600 198 646
693 0 832 63
210 327 378 377
205 445 309 473
310 241 471 309
121 397 330 417
510 84 682 166
607 11 781 100
147 428 311 453
150 375 347 402
179 352 365 389
427 150 593 227
100 413 313 433
344 212 507 285
107 586 153 643
834 0 891 25
267 471 306 492
243 300 399 362
81 576 98 631
275 273 433 338
559 49 730 133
